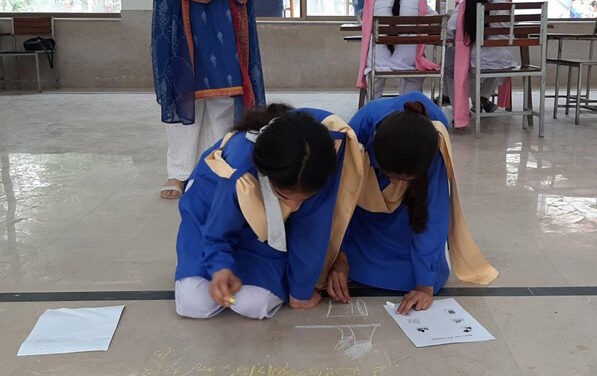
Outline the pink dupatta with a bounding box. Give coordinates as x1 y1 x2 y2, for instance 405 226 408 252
357 0 439 89
453 0 512 128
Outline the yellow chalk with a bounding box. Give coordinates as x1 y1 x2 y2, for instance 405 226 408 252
228 297 236 304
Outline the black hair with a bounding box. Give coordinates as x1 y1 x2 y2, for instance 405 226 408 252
464 0 489 46
233 103 294 132
234 103 337 194
373 101 439 233
386 0 402 55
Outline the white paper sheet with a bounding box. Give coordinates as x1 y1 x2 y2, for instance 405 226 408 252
384 298 495 347
17 305 125 356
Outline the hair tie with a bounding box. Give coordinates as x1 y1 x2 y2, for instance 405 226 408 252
258 116 279 134
404 101 426 115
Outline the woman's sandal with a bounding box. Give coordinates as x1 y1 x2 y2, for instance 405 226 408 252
160 184 183 199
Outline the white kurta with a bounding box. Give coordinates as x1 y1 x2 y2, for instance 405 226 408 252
443 0 519 103
364 0 438 97
446 0 519 70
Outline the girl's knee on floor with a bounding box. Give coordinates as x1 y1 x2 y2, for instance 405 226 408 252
230 285 284 320
175 277 224 319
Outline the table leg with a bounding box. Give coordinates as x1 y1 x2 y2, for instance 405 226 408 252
553 39 563 119
585 40 594 106
523 76 528 129
576 65 582 125
566 66 572 115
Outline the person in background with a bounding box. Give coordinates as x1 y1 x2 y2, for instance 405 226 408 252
152 0 265 199
354 0 365 19
361 0 439 99
570 0 594 18
254 0 284 17
442 0 518 127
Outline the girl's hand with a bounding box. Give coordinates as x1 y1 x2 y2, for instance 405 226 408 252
289 291 322 309
397 285 434 315
210 269 242 307
326 252 351 303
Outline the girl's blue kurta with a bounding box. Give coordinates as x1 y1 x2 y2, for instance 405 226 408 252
176 108 347 301
152 0 265 125
343 91 451 293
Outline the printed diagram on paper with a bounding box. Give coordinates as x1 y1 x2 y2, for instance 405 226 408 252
384 298 495 347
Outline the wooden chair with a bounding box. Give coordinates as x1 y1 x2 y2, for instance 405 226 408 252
473 2 548 138
0 17 58 92
369 15 448 105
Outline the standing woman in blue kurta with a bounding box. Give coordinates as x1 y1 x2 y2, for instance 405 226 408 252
152 0 265 199
326 92 498 314
176 104 364 319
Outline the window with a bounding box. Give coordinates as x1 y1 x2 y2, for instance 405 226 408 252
0 0 121 13
516 0 596 18
306 0 355 16
304 0 437 17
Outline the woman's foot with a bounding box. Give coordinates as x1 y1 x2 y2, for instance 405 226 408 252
434 95 451 106
160 178 185 199
480 97 498 113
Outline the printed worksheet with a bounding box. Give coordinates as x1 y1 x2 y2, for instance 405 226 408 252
384 298 495 347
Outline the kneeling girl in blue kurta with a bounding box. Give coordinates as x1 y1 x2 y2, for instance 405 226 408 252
326 92 498 315
176 104 364 319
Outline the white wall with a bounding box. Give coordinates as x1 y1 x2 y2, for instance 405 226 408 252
121 0 152 11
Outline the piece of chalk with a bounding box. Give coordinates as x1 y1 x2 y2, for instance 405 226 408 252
228 297 236 304
385 301 395 308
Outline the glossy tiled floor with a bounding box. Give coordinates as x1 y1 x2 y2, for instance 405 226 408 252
0 91 596 375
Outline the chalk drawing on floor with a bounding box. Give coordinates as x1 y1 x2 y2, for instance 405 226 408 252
295 324 381 359
326 299 368 317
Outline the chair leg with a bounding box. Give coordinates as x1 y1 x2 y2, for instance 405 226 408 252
522 76 528 130
35 54 41 93
585 65 592 107
53 50 60 89
506 83 512 112
367 73 374 103
17 55 21 90
553 63 560 119
475 75 481 139
437 76 444 108
565 66 572 115
575 65 582 125
539 71 546 138
0 55 5 91
431 77 436 103
527 74 534 127
358 88 366 109
527 77 534 126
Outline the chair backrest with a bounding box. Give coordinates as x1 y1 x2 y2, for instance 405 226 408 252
13 17 53 37
373 15 448 46
477 2 547 48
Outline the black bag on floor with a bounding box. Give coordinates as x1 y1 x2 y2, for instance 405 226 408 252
23 37 56 68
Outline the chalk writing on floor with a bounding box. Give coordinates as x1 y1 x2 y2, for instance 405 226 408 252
141 346 396 376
